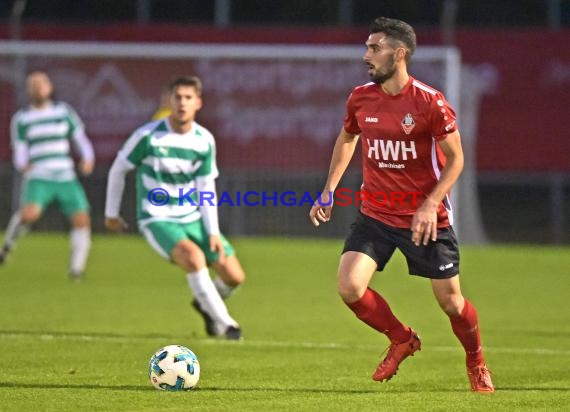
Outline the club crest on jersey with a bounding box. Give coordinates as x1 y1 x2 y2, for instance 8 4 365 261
401 113 415 135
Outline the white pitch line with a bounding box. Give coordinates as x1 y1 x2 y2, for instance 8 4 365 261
201 338 570 356
1 331 569 356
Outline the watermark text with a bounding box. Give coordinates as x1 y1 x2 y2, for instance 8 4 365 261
147 188 423 208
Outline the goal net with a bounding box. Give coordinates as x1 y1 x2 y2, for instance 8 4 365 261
0 41 485 242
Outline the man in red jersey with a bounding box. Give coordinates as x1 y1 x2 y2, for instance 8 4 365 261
309 17 494 393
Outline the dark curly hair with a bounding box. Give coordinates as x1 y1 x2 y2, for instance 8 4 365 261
168 76 203 96
369 17 417 63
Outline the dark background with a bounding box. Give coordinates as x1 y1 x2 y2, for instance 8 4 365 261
0 0 569 27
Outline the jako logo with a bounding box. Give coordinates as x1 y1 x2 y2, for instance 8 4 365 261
365 117 379 123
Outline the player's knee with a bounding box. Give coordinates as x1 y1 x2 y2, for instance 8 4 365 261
227 264 245 286
212 257 245 287
226 272 245 287
337 276 366 303
173 242 206 272
71 212 91 228
182 253 206 273
438 295 464 317
20 206 40 224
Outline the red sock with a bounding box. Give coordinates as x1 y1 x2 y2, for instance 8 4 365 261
346 288 410 343
450 299 485 367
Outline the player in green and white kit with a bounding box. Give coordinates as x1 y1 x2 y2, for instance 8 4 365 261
0 71 94 279
105 76 245 340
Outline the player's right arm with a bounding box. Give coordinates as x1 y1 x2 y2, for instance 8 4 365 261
104 128 147 233
104 156 132 233
309 127 359 227
10 113 30 173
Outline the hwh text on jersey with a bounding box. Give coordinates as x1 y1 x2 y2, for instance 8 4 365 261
367 138 417 161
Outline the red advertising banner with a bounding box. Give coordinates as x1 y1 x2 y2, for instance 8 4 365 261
455 30 570 172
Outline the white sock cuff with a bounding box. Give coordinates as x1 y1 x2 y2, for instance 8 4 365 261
3 213 28 249
71 227 91 236
186 268 237 328
186 267 210 288
70 227 91 273
213 276 236 299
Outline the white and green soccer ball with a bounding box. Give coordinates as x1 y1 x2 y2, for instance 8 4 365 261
148 345 200 391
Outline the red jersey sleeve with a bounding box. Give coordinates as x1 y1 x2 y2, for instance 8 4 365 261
430 93 458 141
343 92 361 135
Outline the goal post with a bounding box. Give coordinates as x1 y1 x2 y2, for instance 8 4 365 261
0 41 486 242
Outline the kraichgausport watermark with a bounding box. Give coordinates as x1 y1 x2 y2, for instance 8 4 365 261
147 188 423 207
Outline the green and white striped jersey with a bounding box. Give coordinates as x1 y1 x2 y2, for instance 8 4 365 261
11 101 93 181
115 119 218 226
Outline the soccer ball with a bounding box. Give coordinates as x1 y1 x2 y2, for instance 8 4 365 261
148 345 200 391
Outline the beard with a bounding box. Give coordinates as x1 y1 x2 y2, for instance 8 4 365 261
369 52 397 85
31 95 49 106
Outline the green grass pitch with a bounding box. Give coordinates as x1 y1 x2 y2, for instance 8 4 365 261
0 233 568 411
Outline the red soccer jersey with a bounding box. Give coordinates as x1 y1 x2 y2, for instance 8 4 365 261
343 76 458 228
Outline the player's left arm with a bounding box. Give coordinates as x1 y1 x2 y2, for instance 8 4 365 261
196 138 225 263
411 130 464 246
72 129 95 176
196 176 225 263
67 105 95 175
